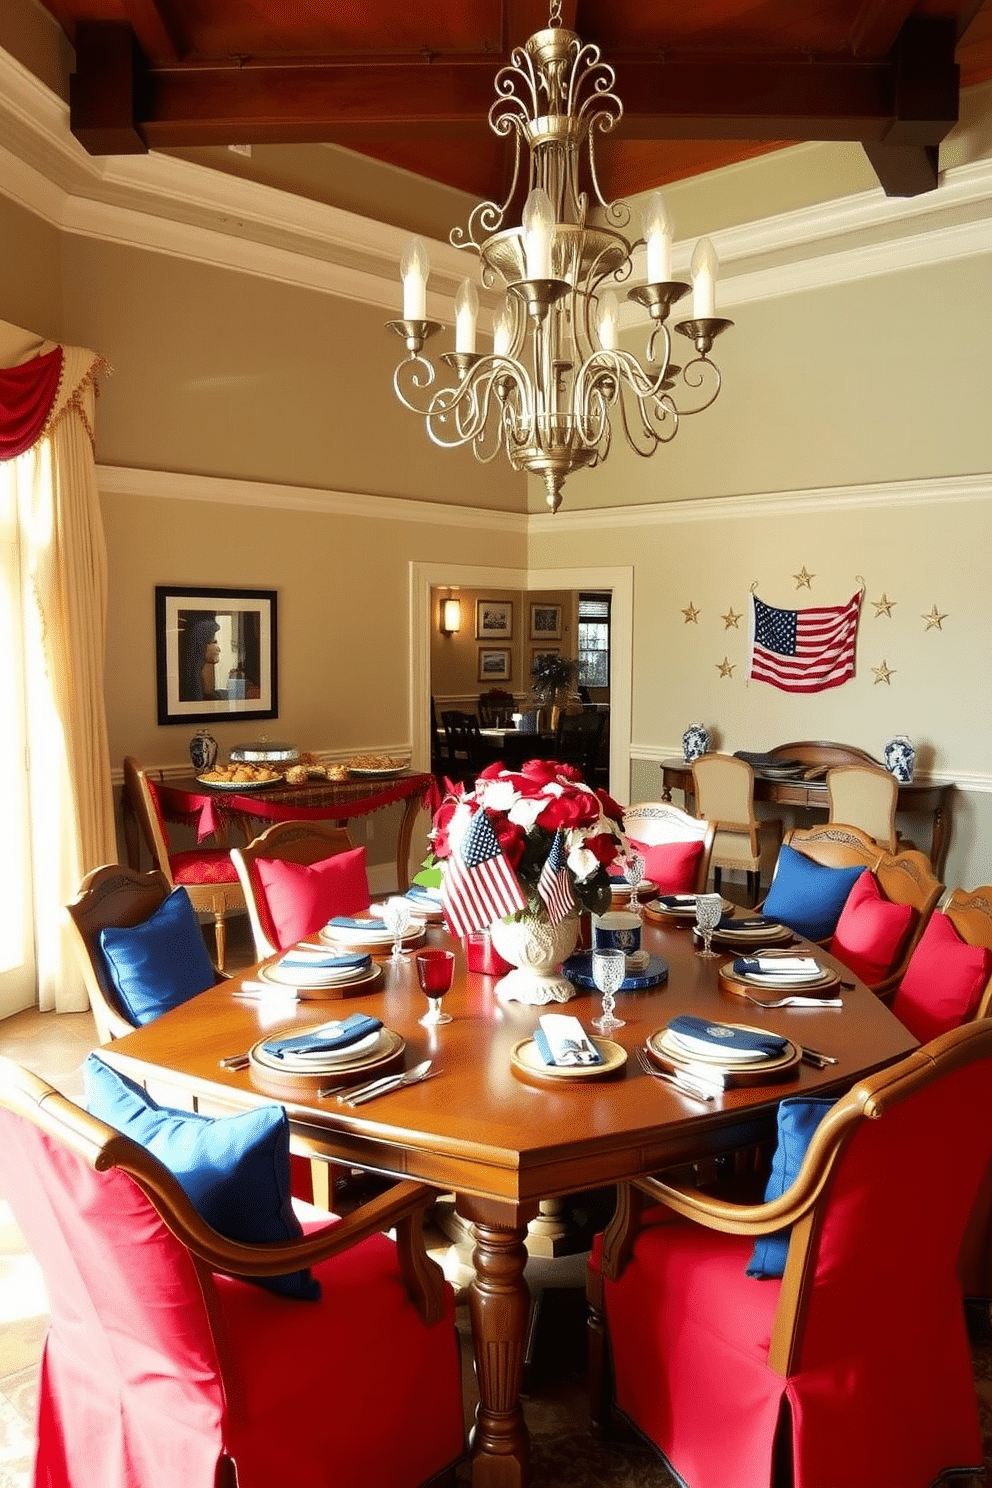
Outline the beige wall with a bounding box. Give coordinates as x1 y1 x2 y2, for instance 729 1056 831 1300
61 236 526 512
0 195 63 343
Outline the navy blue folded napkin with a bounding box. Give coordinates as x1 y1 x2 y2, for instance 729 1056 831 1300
731 955 820 979
656 894 697 909
279 950 371 972
263 1013 382 1060
667 1015 788 1061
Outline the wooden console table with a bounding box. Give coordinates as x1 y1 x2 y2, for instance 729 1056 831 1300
660 741 952 873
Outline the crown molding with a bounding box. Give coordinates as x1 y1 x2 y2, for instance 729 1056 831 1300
96 464 528 534
530 472 992 533
2 44 991 318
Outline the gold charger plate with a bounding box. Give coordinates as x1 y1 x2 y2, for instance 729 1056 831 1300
318 923 427 954
647 1025 801 1087
705 922 794 949
247 1027 405 1097
718 958 839 994
510 1037 627 1084
256 960 384 1000
644 896 734 924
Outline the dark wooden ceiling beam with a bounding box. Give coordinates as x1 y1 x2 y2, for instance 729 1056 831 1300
848 0 916 58
861 16 959 195
119 0 185 63
66 15 960 198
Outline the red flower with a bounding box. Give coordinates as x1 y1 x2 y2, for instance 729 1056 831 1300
519 758 562 786
476 761 507 782
430 800 460 859
492 815 526 867
536 791 600 831
584 830 622 867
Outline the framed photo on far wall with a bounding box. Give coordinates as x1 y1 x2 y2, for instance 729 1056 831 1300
530 602 562 640
476 599 513 639
478 647 512 683
155 584 278 726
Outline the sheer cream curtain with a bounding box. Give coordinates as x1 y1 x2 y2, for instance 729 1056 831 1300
1 336 116 1011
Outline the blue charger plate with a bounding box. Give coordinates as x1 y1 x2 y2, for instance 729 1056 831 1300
563 952 669 991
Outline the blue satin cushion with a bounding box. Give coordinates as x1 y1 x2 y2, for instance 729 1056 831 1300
746 1095 836 1279
84 1055 320 1301
97 887 216 1026
762 848 867 942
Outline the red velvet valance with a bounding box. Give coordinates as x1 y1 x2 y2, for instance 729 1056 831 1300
0 346 64 461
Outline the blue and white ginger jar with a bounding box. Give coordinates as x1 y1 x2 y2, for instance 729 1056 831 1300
189 728 219 773
682 723 710 764
883 736 915 783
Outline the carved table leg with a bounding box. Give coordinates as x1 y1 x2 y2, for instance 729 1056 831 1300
457 1199 536 1488
397 790 423 892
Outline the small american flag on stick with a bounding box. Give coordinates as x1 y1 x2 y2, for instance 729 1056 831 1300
536 829 575 925
440 808 527 936
749 590 862 693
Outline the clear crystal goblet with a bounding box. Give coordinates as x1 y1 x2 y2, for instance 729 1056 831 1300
381 896 416 962
694 892 724 958
591 947 627 1033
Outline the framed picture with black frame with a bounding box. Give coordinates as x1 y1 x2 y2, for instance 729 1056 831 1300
154 584 278 725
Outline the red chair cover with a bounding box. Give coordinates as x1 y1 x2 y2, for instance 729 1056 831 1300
2 1107 464 1488
594 1051 991 1488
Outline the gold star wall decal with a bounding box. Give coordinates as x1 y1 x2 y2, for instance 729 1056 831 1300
793 566 814 589
682 601 700 624
872 593 896 618
922 605 948 631
721 606 742 629
717 657 736 678
872 660 895 685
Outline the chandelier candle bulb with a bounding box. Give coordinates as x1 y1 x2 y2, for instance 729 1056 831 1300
454 279 479 355
493 306 513 358
598 291 620 352
522 188 554 281
401 237 429 321
691 238 718 320
643 191 672 284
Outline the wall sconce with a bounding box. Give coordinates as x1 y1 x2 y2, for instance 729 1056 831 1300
439 596 461 635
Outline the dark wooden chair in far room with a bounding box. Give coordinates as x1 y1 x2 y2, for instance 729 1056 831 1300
554 709 606 781
0 1056 465 1488
478 688 515 727
588 1021 992 1488
122 756 245 971
440 710 483 784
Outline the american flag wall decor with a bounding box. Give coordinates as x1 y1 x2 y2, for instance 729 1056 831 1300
748 589 863 693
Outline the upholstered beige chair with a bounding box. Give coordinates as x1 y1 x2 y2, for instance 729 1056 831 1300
690 754 782 905
827 764 899 851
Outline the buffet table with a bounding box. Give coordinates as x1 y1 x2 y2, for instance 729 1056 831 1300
122 770 439 891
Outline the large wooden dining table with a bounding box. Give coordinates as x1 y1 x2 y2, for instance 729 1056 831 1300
100 912 917 1488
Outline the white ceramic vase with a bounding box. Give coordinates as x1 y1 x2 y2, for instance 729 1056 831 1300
488 912 580 1005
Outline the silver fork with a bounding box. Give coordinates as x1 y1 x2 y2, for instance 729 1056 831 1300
325 1059 433 1103
635 1048 716 1103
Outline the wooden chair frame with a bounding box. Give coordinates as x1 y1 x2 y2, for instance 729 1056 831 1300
64 864 197 1043
230 819 357 960
122 756 245 971
588 1020 992 1435
0 1052 447 1318
779 824 942 994
622 802 716 895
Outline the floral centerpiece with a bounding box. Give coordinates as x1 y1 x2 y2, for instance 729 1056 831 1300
419 758 629 1003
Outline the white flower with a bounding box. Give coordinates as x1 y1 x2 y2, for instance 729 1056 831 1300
477 779 518 814
445 801 475 856
567 845 599 882
507 796 545 830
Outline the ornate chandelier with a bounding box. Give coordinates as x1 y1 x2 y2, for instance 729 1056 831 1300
386 0 733 514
